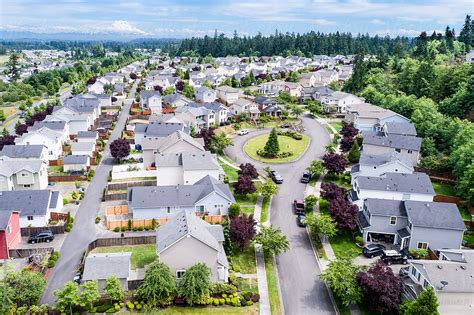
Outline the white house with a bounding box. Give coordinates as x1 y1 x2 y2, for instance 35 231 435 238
216 86 240 105
195 86 217 103
45 107 93 135
15 128 65 160
321 91 362 113
188 102 229 125
71 142 95 157
140 90 162 114
155 152 223 185
62 155 90 173
350 152 414 184
230 98 260 119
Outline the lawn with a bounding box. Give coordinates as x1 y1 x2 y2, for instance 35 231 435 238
432 182 457 196
231 185 260 206
156 305 259 314
237 278 258 293
244 133 310 163
261 196 270 223
322 173 352 190
229 244 257 274
241 206 255 217
459 206 473 221
463 233 474 247
329 121 343 132
91 244 156 269
0 107 19 119
328 230 361 260
264 256 281 315
219 161 239 182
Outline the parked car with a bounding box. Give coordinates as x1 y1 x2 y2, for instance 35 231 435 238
380 250 408 265
73 272 82 284
296 214 306 227
19 112 25 118
270 170 283 184
293 199 306 215
280 123 291 128
238 129 249 136
300 171 311 183
362 244 386 258
28 230 54 244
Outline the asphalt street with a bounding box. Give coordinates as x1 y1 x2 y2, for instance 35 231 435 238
226 115 335 315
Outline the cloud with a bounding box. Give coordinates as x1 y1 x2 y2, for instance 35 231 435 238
371 19 384 25
374 28 423 37
107 20 149 35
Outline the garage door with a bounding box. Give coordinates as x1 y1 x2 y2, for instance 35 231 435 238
368 232 395 244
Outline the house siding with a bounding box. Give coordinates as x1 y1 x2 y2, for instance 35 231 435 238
361 144 419 166
409 225 463 250
363 213 408 243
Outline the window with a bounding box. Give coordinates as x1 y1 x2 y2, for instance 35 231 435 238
408 150 413 154
7 225 11 234
176 270 186 279
23 184 31 188
417 242 428 250
411 267 417 277
395 148 401 153
27 216 34 221
389 216 397 225
402 193 411 200
166 207 171 214
22 173 28 177
423 280 429 288
417 273 421 281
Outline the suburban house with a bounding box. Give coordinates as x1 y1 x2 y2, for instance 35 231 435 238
348 172 435 210
71 141 95 157
381 121 417 136
141 130 205 168
15 128 65 160
299 72 317 87
0 144 47 162
63 96 101 121
175 105 215 130
229 98 260 119
0 190 63 227
314 69 339 85
259 80 284 96
155 152 223 185
156 210 229 282
357 199 465 250
82 252 132 291
188 102 229 125
127 175 235 219
321 91 362 113
262 104 284 117
45 106 93 135
195 86 217 103
76 131 98 143
162 93 192 108
401 249 473 315
345 103 411 131
134 122 189 146
216 86 240 105
0 211 21 259
350 152 414 184
140 90 162 114
29 120 70 140
312 86 334 102
62 155 90 173
0 158 48 190
283 82 303 98
253 96 277 110
361 132 422 166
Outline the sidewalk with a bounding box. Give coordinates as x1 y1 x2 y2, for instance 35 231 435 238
254 195 271 315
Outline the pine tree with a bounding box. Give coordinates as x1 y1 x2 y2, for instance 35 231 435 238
347 141 361 163
264 128 280 157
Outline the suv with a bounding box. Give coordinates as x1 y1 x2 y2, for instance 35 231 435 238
300 171 311 183
270 170 283 184
362 244 386 258
238 129 249 136
293 199 306 215
380 250 408 265
28 230 54 244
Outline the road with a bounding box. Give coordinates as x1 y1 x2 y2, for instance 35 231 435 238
225 115 335 315
40 83 135 305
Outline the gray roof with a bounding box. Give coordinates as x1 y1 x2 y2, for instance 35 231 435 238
0 159 44 177
71 142 95 152
363 133 422 151
77 131 98 138
29 120 66 131
364 198 406 217
0 145 44 159
50 191 60 208
384 122 417 136
359 152 412 168
404 201 466 230
155 152 220 171
163 93 191 105
0 210 18 231
142 130 204 152
140 90 161 100
188 102 227 113
156 211 228 267
0 190 55 217
356 172 435 195
138 122 188 137
313 86 334 96
82 252 131 281
129 175 234 209
63 154 89 165
63 97 99 112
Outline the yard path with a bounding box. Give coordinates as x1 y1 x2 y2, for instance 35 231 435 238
254 195 271 315
40 82 137 305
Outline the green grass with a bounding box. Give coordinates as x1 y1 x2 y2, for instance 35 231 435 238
155 305 259 314
432 182 457 196
91 244 156 269
244 133 310 163
264 256 281 315
261 196 270 223
459 206 473 221
241 206 255 217
0 54 10 66
231 185 259 205
229 244 257 274
463 233 474 246
309 232 328 260
237 278 258 293
328 230 360 260
219 161 239 182
322 173 352 190
329 121 343 132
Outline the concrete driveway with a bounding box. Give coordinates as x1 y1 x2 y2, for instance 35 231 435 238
225 114 336 315
40 82 137 305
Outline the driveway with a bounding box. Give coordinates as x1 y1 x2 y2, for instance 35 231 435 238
40 82 137 305
225 115 336 314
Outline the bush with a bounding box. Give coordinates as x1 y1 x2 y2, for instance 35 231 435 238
126 301 134 310
95 216 101 224
114 227 120 232
225 298 231 304
229 272 237 285
319 198 329 213
277 130 303 140
219 298 225 305
246 301 254 306
95 304 114 312
355 235 364 246
49 220 58 225
213 299 219 306
222 293 227 298
105 307 117 313
48 259 56 268
251 293 260 303
233 265 241 273
114 305 120 311
409 249 429 259
211 282 237 295
136 304 142 310
228 203 241 218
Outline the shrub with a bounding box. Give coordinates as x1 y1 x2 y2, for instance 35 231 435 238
114 305 120 311
95 216 101 224
319 198 329 213
136 304 142 310
355 235 364 246
219 298 225 305
120 227 127 232
211 282 237 295
105 307 117 313
213 299 219 306
49 220 58 225
126 301 134 310
228 203 241 218
233 265 241 273
246 301 254 306
225 298 231 304
137 226 144 231
113 227 120 232
231 297 238 304
222 293 227 298
251 293 260 302
63 197 69 205
48 259 56 268
229 273 237 285
409 249 429 259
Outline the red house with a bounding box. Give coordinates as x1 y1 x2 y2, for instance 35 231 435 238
0 211 21 259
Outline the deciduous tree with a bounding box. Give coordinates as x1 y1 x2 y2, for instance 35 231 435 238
304 195 318 212
54 282 80 314
178 263 211 306
209 133 233 154
79 281 100 311
320 183 346 201
255 225 289 256
136 261 176 306
5 269 46 307
320 258 363 306
304 213 338 239
328 197 358 230
104 276 124 303
110 138 130 161
257 179 278 199
400 287 439 315
238 163 258 179
233 175 256 195
230 214 256 251
306 160 325 178
323 153 347 174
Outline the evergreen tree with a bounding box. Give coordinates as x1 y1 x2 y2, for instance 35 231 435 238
347 141 361 163
263 128 280 157
459 15 473 48
400 287 439 315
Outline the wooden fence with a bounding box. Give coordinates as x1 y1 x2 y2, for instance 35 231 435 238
49 159 63 166
9 247 54 259
50 212 69 221
87 235 156 253
433 194 463 204
21 223 66 237
107 180 156 191
106 205 129 216
105 213 225 230
48 174 87 182
104 192 128 201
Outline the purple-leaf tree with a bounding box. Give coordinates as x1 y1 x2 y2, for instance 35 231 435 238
340 122 358 139
323 153 347 174
175 81 185 91
15 124 28 136
356 260 403 313
0 135 16 150
321 183 347 201
197 128 215 150
230 214 257 251
328 197 358 230
238 163 258 179
110 138 130 161
153 85 163 93
233 175 256 195
340 136 355 153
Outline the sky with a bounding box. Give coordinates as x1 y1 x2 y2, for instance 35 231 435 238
1 0 472 38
